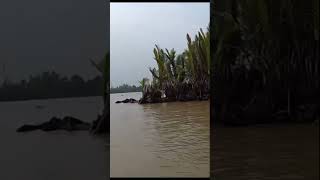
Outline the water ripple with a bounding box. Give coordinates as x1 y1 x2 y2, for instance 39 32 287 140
111 93 209 177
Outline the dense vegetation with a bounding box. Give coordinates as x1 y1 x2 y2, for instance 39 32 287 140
212 0 319 125
139 28 210 103
110 84 142 94
0 72 103 102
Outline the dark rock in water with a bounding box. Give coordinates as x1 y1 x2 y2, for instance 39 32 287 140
130 98 138 103
123 99 130 103
16 124 41 132
41 117 62 131
16 116 91 132
63 116 91 131
115 98 138 104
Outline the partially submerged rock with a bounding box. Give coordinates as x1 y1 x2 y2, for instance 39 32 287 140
115 98 138 104
17 116 91 132
17 124 41 132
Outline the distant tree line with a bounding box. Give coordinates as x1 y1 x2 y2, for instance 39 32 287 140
0 71 142 101
110 84 142 94
0 71 103 101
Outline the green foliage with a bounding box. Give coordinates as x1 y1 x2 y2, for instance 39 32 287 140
141 28 210 101
212 0 319 123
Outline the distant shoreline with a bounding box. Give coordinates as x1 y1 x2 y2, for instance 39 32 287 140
0 95 103 103
0 91 142 102
110 91 141 94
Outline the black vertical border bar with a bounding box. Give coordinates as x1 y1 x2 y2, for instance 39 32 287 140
209 1 213 179
106 0 111 135
109 0 211 179
106 0 111 179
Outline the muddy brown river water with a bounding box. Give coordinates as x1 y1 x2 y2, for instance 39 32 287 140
1 94 316 179
212 123 319 180
110 92 210 177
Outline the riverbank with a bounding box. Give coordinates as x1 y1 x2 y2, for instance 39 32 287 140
114 94 210 104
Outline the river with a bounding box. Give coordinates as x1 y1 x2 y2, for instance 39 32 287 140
212 122 319 180
110 92 210 177
2 94 315 179
0 96 108 180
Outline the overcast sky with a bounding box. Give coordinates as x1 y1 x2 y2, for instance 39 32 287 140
0 0 109 83
110 3 209 87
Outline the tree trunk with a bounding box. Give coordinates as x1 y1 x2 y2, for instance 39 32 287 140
92 105 109 134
